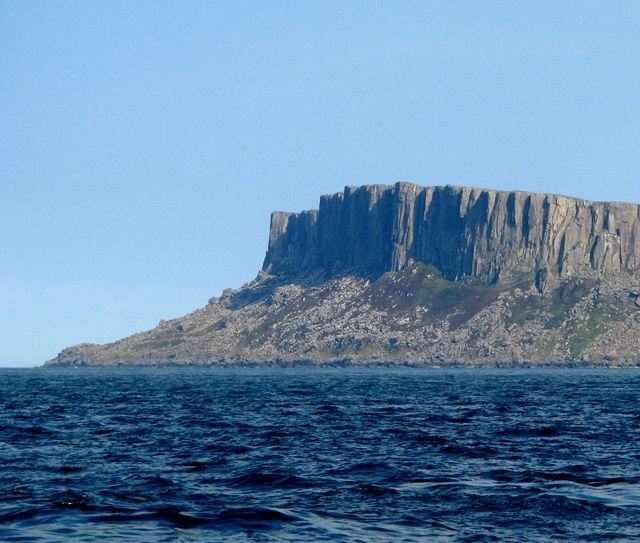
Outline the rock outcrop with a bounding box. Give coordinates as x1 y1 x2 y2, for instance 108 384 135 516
47 182 640 367
264 183 640 285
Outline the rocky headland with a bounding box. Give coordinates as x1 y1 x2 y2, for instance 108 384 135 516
48 182 640 367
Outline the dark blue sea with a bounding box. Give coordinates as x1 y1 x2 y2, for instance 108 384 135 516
1 368 639 542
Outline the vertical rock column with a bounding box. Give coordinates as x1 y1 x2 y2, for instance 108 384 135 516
263 182 640 283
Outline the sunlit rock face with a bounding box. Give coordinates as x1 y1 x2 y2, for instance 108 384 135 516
263 182 640 284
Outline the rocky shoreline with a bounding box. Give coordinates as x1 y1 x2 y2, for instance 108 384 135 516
48 264 640 367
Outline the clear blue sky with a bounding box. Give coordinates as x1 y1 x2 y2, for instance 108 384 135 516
1 1 639 367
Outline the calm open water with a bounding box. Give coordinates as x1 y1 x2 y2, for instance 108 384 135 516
1 368 639 542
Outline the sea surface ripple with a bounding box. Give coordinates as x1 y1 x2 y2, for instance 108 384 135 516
1 368 639 542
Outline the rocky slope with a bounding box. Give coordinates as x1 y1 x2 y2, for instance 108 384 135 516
48 182 640 367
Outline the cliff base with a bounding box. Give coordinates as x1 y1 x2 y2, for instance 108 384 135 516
48 263 640 367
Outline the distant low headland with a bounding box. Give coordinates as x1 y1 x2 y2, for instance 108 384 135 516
48 182 640 367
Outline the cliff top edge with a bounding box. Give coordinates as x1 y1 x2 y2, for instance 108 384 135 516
269 181 636 212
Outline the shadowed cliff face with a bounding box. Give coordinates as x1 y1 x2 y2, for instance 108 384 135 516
263 182 640 284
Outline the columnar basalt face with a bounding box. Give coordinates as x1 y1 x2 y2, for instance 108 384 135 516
262 182 640 283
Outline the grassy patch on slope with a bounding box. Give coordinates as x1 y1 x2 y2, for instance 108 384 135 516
366 264 505 329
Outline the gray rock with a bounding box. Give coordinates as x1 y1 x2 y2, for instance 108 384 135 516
264 182 640 283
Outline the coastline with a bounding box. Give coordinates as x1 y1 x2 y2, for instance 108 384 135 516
42 358 640 370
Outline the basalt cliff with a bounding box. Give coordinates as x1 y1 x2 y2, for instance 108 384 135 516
48 182 640 367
